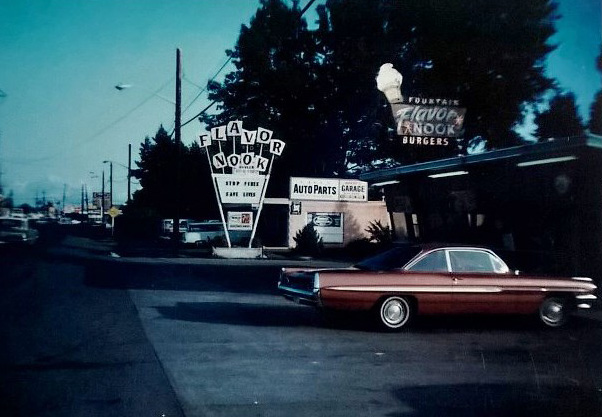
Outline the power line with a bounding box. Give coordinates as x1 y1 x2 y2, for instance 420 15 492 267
0 78 175 165
181 56 233 116
179 0 317 130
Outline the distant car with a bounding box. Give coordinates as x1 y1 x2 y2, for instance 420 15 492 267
162 218 194 235
181 221 225 246
0 217 40 246
278 245 598 330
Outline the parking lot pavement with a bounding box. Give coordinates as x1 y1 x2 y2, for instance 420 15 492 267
128 281 602 417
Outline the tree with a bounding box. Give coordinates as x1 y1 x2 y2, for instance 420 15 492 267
534 92 585 140
589 47 602 135
202 0 330 196
129 126 217 221
322 0 558 162
204 0 560 177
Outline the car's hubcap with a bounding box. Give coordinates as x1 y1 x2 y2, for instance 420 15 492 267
541 300 564 325
381 298 408 327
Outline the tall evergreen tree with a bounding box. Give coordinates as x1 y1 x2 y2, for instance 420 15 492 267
534 92 585 140
129 126 217 220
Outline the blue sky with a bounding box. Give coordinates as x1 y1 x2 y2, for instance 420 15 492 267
0 0 600 206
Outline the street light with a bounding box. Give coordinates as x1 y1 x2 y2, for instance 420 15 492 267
102 155 133 204
376 63 403 105
115 83 175 105
116 49 182 248
102 160 113 209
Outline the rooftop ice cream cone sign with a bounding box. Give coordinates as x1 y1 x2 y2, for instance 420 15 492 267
377 63 466 147
197 120 285 248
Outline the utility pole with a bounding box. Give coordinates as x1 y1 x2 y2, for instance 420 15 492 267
172 48 182 249
101 170 105 225
127 144 132 204
62 184 66 214
109 161 113 209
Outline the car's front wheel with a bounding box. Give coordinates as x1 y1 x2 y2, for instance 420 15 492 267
539 297 570 328
377 296 412 330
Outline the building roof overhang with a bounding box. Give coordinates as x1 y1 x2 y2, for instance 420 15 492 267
360 134 602 184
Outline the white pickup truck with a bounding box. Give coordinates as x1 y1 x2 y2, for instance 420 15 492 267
181 221 225 246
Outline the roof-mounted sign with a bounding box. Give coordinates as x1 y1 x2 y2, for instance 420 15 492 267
394 96 466 146
376 64 466 147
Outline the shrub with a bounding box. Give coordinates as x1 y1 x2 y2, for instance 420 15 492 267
293 224 324 256
365 220 393 246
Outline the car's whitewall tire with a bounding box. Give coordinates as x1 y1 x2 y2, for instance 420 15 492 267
378 296 412 330
539 297 569 328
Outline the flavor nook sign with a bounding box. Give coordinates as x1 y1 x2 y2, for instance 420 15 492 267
394 96 466 146
198 120 285 248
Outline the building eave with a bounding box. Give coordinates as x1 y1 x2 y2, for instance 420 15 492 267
360 134 602 183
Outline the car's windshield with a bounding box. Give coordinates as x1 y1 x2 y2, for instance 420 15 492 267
354 246 422 271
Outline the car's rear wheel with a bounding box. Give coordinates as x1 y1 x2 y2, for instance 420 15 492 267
539 297 569 328
378 296 412 330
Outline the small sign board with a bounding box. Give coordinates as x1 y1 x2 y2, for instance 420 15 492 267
307 212 343 243
214 174 267 205
227 211 253 231
290 201 302 215
108 206 122 218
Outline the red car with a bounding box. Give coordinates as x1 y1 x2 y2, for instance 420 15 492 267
278 245 598 330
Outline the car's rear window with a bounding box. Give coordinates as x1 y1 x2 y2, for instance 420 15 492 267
355 246 422 271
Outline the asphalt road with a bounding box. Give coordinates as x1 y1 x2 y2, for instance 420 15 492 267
1 231 602 417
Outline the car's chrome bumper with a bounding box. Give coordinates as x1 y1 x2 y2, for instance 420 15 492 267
278 284 320 306
576 293 597 309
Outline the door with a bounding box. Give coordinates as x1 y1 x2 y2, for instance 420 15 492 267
404 249 454 314
449 249 516 314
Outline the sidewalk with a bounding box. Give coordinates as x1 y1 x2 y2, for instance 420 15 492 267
54 234 351 268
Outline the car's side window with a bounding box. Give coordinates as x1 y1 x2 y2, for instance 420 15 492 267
449 250 495 273
407 250 448 272
489 254 510 273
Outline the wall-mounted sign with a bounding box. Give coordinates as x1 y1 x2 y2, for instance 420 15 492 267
227 211 253 231
290 177 339 201
392 96 466 147
339 179 368 202
290 201 302 215
290 177 368 202
307 212 343 243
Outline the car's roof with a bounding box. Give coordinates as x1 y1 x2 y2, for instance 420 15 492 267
394 242 495 252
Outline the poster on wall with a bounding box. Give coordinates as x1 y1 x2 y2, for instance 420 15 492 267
307 212 344 244
228 211 253 231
